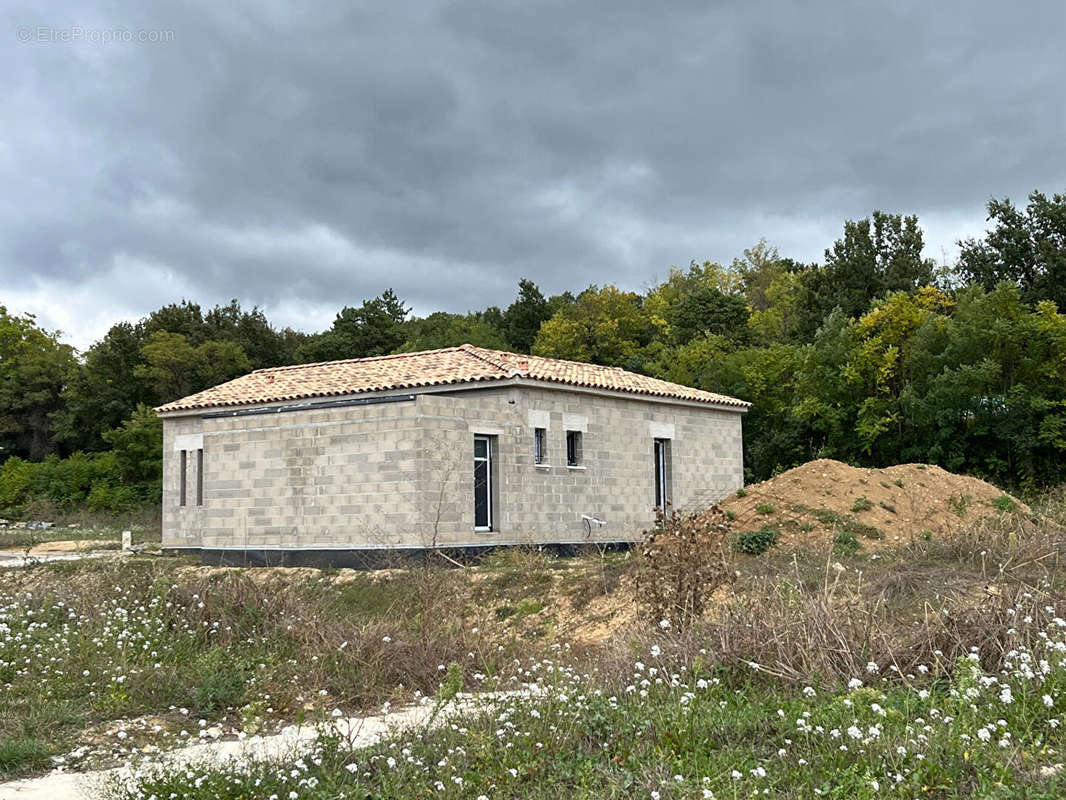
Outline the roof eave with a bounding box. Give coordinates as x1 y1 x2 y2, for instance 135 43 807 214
155 375 749 418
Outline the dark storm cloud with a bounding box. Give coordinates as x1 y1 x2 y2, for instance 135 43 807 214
2 0 1065 347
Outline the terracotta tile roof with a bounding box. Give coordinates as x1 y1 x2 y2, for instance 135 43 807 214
155 345 750 413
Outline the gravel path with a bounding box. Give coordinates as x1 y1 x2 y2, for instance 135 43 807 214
0 700 444 799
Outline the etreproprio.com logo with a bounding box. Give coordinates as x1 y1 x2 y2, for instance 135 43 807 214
17 25 175 43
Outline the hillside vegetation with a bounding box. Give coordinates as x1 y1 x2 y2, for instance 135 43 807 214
3 190 1066 519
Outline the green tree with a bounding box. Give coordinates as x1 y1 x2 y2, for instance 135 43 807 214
700 344 808 481
53 322 153 452
297 289 410 362
0 307 77 460
748 268 807 344
669 286 751 346
134 332 199 401
204 299 306 368
134 332 251 403
732 239 787 312
102 404 163 498
142 300 208 344
532 285 656 368
401 312 510 351
644 261 743 346
957 189 1066 309
798 212 934 337
501 279 551 352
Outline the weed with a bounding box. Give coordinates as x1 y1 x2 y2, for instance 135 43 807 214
735 487 748 498
842 518 884 540
754 502 775 515
879 501 897 514
512 599 545 622
832 529 860 556
798 521 814 532
734 526 778 555
851 496 874 513
949 493 972 517
993 495 1017 512
812 508 844 526
724 509 737 521
105 580 1066 800
894 478 905 488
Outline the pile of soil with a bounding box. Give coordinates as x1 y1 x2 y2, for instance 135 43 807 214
717 459 1029 552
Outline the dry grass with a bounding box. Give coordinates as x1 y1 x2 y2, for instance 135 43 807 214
603 505 1066 689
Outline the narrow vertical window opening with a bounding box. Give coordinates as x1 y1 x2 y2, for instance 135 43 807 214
534 428 547 464
566 431 583 467
196 448 204 506
179 449 187 507
654 438 672 510
473 435 494 531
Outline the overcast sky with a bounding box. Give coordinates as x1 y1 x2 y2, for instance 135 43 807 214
3 2 1065 351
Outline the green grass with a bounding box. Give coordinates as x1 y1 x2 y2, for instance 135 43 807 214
754 502 775 515
103 638 1066 800
833 529 861 556
851 496 874 513
0 737 54 779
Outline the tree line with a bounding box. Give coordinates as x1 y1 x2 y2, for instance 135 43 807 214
3 189 1065 513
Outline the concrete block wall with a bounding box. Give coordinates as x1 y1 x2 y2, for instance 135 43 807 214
160 384 744 550
420 385 744 545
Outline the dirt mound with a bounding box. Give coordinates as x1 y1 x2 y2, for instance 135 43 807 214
718 459 1029 553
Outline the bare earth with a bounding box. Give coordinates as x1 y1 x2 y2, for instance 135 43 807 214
717 458 1028 550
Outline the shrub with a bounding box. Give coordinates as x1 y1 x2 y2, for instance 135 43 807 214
635 506 732 630
734 526 778 555
735 487 748 498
